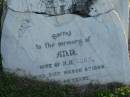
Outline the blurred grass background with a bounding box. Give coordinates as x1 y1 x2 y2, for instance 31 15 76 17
0 0 130 97
0 0 3 71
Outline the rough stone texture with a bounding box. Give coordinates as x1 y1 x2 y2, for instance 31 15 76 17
1 0 130 85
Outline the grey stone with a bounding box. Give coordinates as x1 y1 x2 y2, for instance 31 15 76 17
1 0 130 85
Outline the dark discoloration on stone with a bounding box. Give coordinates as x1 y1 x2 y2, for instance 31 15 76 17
35 44 42 50
70 0 97 17
34 0 97 17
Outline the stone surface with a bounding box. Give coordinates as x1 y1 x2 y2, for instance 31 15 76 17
111 0 129 39
129 4 130 41
1 0 130 85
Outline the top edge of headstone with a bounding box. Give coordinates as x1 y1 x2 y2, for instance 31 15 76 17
6 0 114 17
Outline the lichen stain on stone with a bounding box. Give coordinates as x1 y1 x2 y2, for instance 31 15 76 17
34 0 97 18
70 0 97 17
35 44 42 50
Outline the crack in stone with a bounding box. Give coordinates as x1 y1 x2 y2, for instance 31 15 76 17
91 9 114 17
6 0 116 18
6 0 97 17
7 5 114 18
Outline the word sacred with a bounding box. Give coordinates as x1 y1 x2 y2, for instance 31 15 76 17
52 31 71 40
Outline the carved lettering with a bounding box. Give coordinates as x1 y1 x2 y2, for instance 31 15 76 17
57 49 78 58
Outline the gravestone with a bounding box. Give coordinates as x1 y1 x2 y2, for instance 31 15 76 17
1 0 130 85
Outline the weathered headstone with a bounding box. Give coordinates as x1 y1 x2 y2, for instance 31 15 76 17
1 0 130 85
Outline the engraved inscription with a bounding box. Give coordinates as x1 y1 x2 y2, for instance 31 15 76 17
36 29 105 84
57 49 78 58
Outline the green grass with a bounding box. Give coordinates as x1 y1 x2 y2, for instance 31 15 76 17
0 73 130 97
